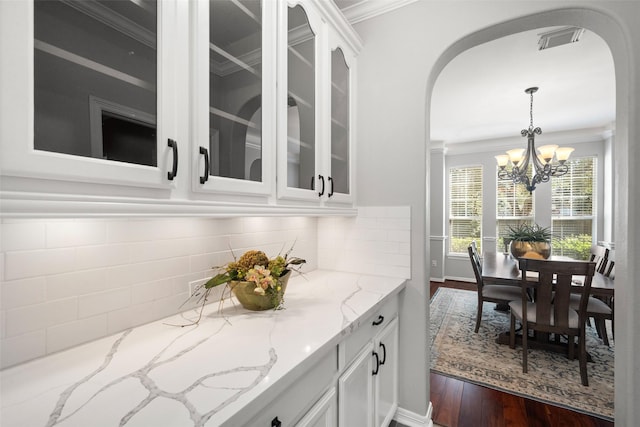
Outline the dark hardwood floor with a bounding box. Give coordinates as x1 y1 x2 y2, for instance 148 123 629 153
428 280 614 427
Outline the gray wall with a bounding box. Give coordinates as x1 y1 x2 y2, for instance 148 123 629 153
353 1 639 423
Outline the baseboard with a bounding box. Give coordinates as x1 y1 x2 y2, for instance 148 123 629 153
444 275 475 283
430 277 445 283
394 402 433 427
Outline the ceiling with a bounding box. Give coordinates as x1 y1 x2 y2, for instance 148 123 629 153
332 1 616 146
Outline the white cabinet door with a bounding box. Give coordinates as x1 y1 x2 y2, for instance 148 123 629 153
0 0 180 190
374 317 399 427
277 0 326 203
190 0 276 197
325 31 356 205
338 341 374 427
296 387 338 427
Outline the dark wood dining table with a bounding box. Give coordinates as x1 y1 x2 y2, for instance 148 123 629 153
481 251 614 298
480 251 614 356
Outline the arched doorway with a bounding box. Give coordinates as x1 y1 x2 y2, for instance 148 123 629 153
426 7 633 422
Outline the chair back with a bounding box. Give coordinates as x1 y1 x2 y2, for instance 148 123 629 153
604 249 615 279
468 242 483 287
590 245 609 274
518 258 596 330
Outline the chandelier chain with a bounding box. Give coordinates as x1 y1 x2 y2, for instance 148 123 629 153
529 90 534 130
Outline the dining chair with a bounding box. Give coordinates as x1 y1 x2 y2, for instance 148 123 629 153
571 249 615 346
590 245 609 274
509 258 596 386
468 242 523 333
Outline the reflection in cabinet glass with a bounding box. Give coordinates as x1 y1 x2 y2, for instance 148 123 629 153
331 48 349 196
209 0 263 182
287 4 315 191
34 0 157 166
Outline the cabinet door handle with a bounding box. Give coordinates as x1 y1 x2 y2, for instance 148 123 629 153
372 315 384 326
167 139 178 181
328 176 334 197
199 146 209 184
372 351 380 376
271 416 282 427
379 342 387 365
318 174 325 197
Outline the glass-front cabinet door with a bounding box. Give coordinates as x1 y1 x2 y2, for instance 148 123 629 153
0 0 178 189
328 34 356 203
277 0 323 202
191 0 275 196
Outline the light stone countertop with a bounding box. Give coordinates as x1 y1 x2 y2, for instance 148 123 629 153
0 270 406 427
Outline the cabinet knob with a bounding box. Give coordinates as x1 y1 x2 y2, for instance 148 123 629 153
199 146 209 184
167 139 178 181
271 416 282 427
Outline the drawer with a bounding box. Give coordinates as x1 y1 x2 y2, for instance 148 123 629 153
240 346 338 427
339 296 399 369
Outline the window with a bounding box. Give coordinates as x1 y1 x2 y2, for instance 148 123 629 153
449 166 482 253
496 165 534 251
551 156 597 259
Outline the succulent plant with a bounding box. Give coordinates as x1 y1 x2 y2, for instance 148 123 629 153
507 223 551 242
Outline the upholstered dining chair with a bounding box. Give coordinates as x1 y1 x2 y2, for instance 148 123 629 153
509 258 596 386
468 242 523 333
571 249 615 346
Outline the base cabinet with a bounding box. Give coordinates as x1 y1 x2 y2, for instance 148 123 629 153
296 387 338 427
338 311 399 427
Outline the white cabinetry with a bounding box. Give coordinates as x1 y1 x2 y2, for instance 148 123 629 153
338 305 399 427
296 388 338 427
0 0 179 190
276 0 357 206
0 0 360 217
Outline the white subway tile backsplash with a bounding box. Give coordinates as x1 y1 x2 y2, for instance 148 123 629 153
46 269 109 300
78 287 131 319
318 206 411 279
1 216 320 368
1 330 46 367
45 220 106 248
1 277 46 309
5 248 77 280
0 221 46 252
46 315 108 354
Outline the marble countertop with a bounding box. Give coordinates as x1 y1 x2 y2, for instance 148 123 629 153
0 270 406 427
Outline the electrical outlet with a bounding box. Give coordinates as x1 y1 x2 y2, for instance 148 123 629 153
188 278 209 297
431 260 437 267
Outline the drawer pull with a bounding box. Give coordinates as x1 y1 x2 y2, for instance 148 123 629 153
372 351 380 375
271 416 282 427
372 315 384 326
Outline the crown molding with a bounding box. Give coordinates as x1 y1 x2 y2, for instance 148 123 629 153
339 0 419 25
311 0 363 54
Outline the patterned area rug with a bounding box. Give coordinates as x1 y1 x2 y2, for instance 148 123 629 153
430 288 614 421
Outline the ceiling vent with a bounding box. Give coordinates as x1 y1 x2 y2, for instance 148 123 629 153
538 27 584 50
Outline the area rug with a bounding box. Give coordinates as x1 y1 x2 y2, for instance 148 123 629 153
430 288 614 421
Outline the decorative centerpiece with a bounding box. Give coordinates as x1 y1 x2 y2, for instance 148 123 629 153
507 223 552 259
194 246 306 315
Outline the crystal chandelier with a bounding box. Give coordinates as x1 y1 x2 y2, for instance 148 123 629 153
495 87 574 193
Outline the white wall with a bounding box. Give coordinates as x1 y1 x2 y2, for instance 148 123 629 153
353 1 639 424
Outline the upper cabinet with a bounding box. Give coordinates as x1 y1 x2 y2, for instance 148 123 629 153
191 0 276 197
277 0 357 205
0 0 178 190
0 0 361 217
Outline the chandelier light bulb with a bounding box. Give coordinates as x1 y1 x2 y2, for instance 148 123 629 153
537 144 558 164
555 147 575 163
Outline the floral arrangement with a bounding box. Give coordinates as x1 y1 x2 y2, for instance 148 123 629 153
179 245 305 325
